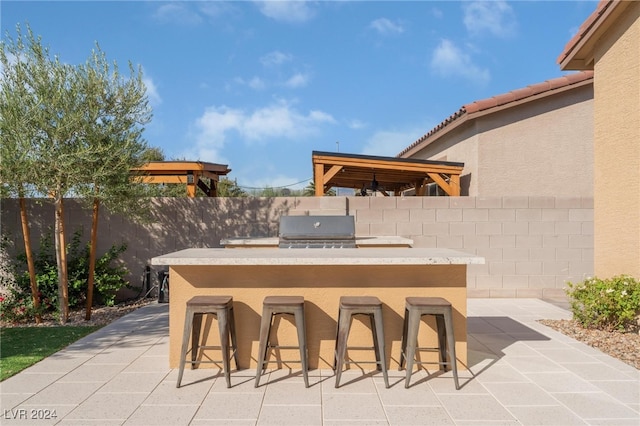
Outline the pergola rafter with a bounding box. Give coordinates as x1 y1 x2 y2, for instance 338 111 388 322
312 151 464 196
131 161 231 197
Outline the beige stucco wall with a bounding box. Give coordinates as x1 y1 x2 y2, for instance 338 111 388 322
591 3 640 278
408 84 593 197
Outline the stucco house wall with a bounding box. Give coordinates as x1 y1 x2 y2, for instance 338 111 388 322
400 78 594 198
559 0 640 278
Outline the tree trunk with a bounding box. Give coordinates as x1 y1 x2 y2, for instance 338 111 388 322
54 196 69 324
18 197 41 324
85 197 100 320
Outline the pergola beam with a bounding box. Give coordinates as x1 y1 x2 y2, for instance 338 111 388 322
312 151 464 196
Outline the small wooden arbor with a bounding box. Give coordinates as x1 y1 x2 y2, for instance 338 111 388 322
131 161 231 197
312 151 464 196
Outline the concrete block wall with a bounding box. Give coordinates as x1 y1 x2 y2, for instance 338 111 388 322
1 196 593 300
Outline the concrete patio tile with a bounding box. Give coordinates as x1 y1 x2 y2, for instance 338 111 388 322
99 371 168 393
84 348 148 365
427 374 490 394
385 406 454 425
56 420 123 425
193 392 263 421
0 393 35 412
504 355 566 373
323 371 379 393
472 361 528 383
21 355 92 373
536 347 602 363
590 379 640 404
63 392 148 421
373 376 441 406
191 421 255 426
524 371 601 393
323 421 389 426
585 419 640 426
0 372 64 394
436 394 517 422
57 363 126 383
505 405 587 425
560 362 636 381
322 393 386 421
144 379 213 405
257 404 323 425
262 381 321 405
16 381 102 406
123 354 171 373
483 382 559 406
124 404 199 425
551 391 639 420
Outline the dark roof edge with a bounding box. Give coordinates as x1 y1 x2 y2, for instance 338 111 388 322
312 150 464 168
397 71 594 158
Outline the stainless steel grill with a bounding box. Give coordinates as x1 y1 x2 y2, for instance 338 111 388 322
278 215 356 249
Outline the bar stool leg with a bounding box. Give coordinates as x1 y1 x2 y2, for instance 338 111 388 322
255 308 273 387
294 307 310 388
177 308 194 388
403 309 421 388
399 306 409 370
334 310 352 388
443 308 460 390
435 315 447 370
191 313 203 368
372 309 389 388
229 306 240 369
217 308 232 388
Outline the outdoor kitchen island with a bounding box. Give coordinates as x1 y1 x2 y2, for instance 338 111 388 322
151 247 484 372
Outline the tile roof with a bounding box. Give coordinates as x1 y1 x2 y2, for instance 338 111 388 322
557 0 614 68
397 71 594 158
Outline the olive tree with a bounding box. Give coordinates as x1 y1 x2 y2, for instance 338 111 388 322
1 24 152 323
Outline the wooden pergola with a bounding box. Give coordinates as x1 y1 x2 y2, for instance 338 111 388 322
312 151 464 196
131 161 231 197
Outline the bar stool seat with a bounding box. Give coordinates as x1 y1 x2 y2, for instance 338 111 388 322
334 296 389 388
255 296 309 387
177 295 238 388
399 297 459 389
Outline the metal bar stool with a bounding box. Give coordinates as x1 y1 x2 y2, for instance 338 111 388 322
255 296 309 388
399 297 459 389
177 295 239 388
333 296 389 388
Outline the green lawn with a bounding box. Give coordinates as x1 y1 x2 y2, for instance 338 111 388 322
0 325 102 381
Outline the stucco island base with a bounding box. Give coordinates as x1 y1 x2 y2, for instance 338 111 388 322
151 248 484 371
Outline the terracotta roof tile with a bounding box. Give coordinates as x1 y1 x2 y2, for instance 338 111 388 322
557 0 612 66
397 71 594 158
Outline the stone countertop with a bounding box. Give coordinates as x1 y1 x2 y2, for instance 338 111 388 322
220 236 414 247
151 247 485 266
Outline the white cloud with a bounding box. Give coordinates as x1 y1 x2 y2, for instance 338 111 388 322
255 1 316 23
346 119 367 130
284 72 310 88
143 76 162 106
186 100 336 162
260 51 293 67
360 128 424 157
369 18 404 35
430 39 490 86
463 0 516 38
153 3 203 25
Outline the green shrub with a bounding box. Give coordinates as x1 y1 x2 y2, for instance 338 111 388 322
1 228 129 323
566 275 640 332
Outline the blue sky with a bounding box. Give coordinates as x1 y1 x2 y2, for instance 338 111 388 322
2 1 597 191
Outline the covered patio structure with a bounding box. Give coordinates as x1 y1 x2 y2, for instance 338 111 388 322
131 161 231 197
312 151 464 196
